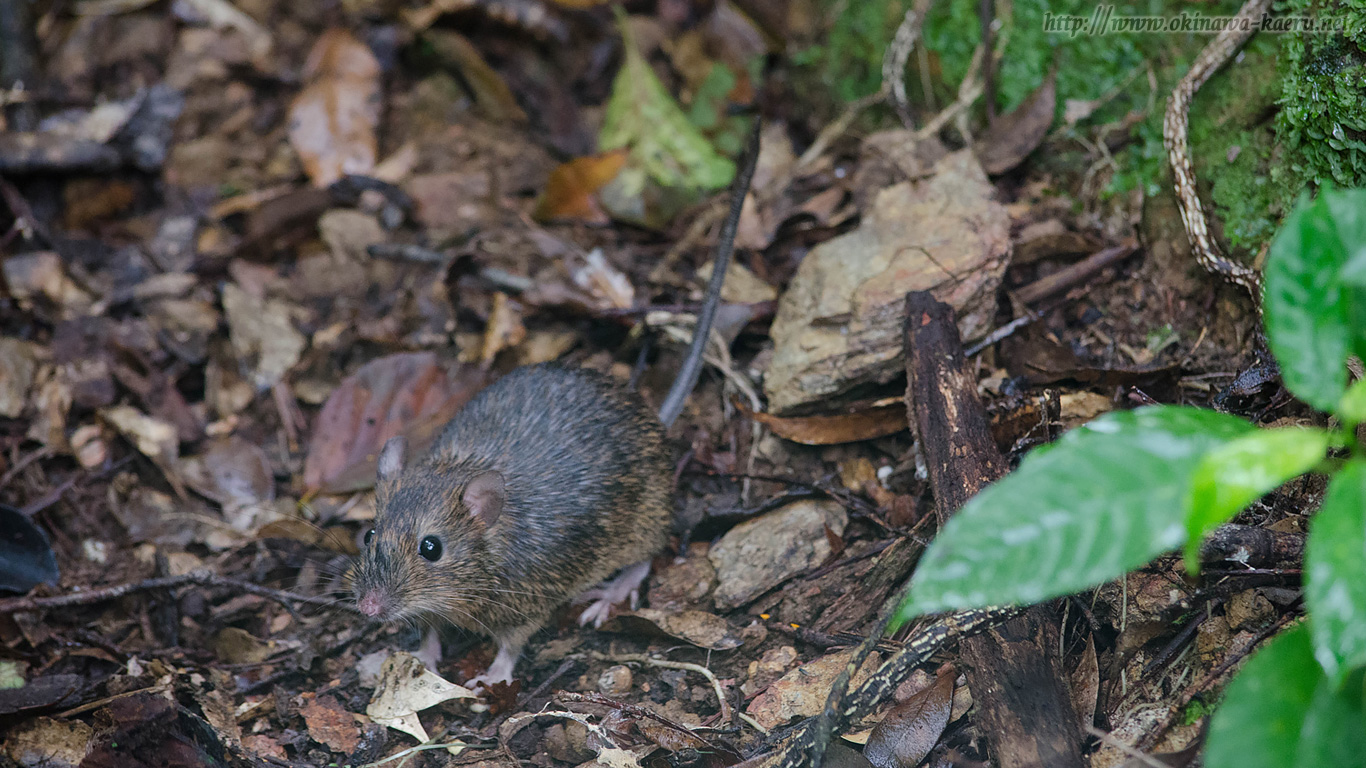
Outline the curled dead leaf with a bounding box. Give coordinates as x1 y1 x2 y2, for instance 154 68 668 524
221 283 306 392
534 151 629 223
302 352 490 494
974 70 1057 176
736 400 908 445
601 609 743 650
366 652 475 742
299 693 360 754
863 668 954 768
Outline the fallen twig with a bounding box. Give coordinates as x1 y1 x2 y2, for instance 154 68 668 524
1014 240 1140 305
588 651 735 726
0 569 339 618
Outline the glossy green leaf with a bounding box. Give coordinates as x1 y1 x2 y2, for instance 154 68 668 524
1338 378 1366 425
1327 188 1366 288
600 10 735 192
897 407 1255 621
1306 461 1366 683
1184 427 1330 570
1327 189 1366 364
1296 668 1366 767
1205 624 1320 768
1264 192 1352 412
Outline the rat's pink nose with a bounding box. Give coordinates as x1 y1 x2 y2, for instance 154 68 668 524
357 591 387 617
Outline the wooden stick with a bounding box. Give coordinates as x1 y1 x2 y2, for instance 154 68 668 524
904 290 1085 768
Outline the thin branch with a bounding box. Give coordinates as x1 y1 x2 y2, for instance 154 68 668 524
0 569 340 619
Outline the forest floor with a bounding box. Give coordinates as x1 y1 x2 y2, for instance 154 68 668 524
0 1 1310 767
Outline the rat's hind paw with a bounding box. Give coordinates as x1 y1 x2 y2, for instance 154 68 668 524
574 560 651 628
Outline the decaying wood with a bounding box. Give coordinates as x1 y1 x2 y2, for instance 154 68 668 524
904 290 1085 768
812 537 921 634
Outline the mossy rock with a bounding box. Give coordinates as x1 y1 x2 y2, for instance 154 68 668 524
1276 0 1366 190
1187 31 1285 258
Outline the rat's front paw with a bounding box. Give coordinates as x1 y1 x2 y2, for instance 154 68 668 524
467 656 516 691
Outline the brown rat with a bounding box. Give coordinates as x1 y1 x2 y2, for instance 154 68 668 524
351 363 672 684
350 121 761 686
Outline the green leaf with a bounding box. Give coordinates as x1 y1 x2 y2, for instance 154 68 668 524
1306 461 1366 683
1205 624 1320 768
1297 668 1366 767
1184 427 1330 570
600 10 735 192
1338 377 1366 425
1326 189 1366 364
1328 188 1366 288
897 407 1255 620
1264 191 1353 412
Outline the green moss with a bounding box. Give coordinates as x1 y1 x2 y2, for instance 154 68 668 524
790 0 908 108
1187 33 1285 252
1275 0 1366 190
790 0 1366 256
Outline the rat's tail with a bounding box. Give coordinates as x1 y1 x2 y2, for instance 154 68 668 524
656 117 763 429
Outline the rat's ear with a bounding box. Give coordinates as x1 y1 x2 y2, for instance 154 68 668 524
377 436 406 483
463 471 505 526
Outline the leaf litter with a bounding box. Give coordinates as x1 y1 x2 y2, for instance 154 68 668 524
0 1 1316 766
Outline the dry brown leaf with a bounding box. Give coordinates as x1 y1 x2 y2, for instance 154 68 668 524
192 686 242 753
425 31 527 124
1069 633 1099 731
863 668 953 768
975 70 1057 175
242 735 287 760
695 260 777 303
179 436 274 511
300 693 360 754
302 352 490 494
534 151 629 223
569 249 635 311
2 716 93 768
0 339 43 419
366 652 475 742
179 0 273 64
288 29 381 187
602 609 743 650
99 405 178 467
1 252 95 318
210 627 275 665
737 401 908 445
221 283 306 392
256 518 355 554
480 292 527 367
746 648 882 730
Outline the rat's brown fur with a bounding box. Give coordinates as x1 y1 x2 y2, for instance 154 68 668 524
350 363 671 666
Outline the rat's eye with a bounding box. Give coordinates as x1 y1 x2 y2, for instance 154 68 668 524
364 528 375 547
419 535 443 562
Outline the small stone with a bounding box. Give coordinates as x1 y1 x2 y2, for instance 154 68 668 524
598 665 632 696
1226 589 1275 630
742 645 798 698
1196 613 1231 661
709 500 848 610
740 619 768 647
544 723 593 764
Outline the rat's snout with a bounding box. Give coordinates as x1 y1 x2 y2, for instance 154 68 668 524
357 589 391 618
